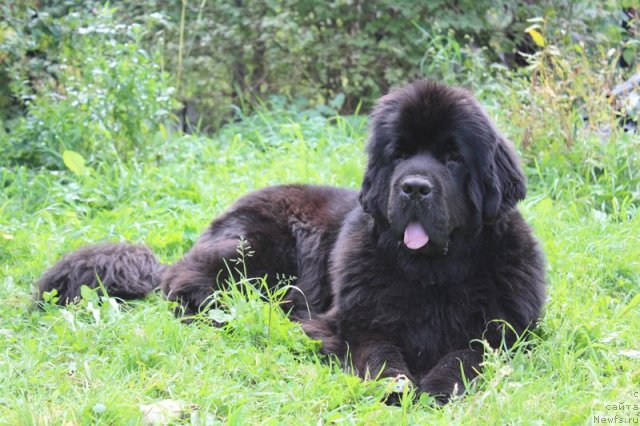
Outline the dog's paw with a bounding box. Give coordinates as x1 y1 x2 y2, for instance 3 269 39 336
382 374 414 406
418 376 460 406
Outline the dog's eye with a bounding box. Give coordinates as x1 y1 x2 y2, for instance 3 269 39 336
446 152 462 164
384 144 408 161
389 149 409 161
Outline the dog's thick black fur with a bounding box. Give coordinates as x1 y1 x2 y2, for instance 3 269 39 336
37 81 546 402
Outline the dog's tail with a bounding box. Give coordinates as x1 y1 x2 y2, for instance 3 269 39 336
35 242 166 305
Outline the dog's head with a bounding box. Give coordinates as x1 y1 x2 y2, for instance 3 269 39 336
359 80 526 255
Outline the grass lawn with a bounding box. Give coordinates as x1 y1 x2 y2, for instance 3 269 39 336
1 105 639 424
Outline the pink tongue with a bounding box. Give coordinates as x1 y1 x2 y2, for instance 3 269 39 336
404 222 429 250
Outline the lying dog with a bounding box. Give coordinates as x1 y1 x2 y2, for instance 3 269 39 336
37 81 546 402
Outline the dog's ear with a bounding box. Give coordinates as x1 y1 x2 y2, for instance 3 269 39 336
359 158 388 223
480 136 527 223
359 99 395 223
359 166 374 214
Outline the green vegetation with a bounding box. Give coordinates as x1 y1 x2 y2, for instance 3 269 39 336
1 1 639 424
2 1 637 133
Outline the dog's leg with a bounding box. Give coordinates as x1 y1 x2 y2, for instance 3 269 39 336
350 339 414 382
348 339 416 405
159 238 241 316
418 348 483 404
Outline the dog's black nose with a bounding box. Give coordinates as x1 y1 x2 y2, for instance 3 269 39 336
400 177 433 200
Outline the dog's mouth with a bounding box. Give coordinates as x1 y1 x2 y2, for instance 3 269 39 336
403 221 429 250
387 194 450 253
395 217 452 255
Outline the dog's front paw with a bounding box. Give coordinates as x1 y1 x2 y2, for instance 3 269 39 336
382 374 414 406
418 349 483 404
418 373 462 405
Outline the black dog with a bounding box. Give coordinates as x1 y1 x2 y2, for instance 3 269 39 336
37 81 546 402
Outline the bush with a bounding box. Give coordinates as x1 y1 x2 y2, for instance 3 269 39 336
0 5 177 168
2 1 635 136
490 20 639 220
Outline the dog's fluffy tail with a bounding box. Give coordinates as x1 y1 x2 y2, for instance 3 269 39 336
36 242 166 304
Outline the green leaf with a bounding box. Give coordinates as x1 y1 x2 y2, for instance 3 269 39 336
63 150 87 175
329 93 345 110
80 285 94 302
616 292 640 320
159 123 168 140
208 308 235 324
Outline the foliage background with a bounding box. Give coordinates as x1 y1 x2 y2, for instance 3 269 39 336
1 1 637 140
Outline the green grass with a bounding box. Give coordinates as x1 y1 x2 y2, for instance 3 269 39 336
1 103 639 424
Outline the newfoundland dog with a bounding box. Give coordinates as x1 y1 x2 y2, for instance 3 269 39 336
37 80 546 402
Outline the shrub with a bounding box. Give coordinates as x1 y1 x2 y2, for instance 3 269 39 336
0 6 177 168
493 20 639 220
3 1 635 136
